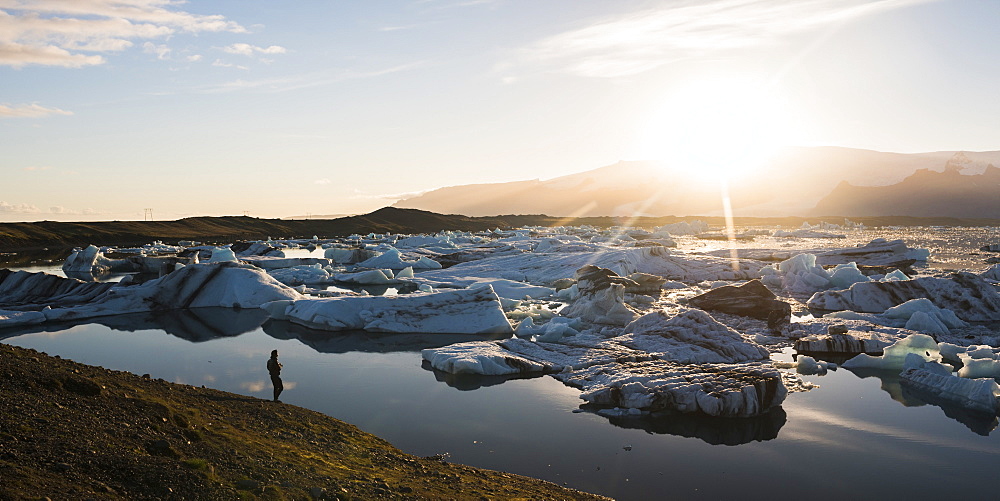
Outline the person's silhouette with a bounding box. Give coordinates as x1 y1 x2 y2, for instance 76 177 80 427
267 349 283 402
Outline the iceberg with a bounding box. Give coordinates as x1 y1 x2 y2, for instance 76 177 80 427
0 269 116 309
566 360 786 418
35 262 303 324
620 309 770 364
414 246 757 287
807 272 1000 322
815 238 929 267
272 286 513 335
842 334 940 370
560 266 640 325
899 368 1000 414
356 248 442 270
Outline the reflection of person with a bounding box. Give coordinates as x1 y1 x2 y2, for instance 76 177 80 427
267 350 283 402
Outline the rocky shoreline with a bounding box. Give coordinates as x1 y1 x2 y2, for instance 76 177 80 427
0 343 609 500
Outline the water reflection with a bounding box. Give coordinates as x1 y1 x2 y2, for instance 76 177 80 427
262 319 510 353
420 360 545 391
589 407 786 446
846 367 999 436
0 307 269 342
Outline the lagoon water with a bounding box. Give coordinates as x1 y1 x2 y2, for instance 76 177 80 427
3 227 1000 499
3 310 1000 500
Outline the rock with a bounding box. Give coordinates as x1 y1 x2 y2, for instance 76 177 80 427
828 324 849 335
687 279 791 331
145 440 179 458
574 265 639 294
235 479 261 491
61 376 102 397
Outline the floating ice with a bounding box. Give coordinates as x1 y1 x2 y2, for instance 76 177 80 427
422 341 553 375
899 367 1000 414
808 272 1000 322
208 246 238 263
334 269 398 285
620 309 770 364
842 334 940 370
266 264 332 286
566 360 786 418
356 248 441 270
273 286 513 334
0 309 46 327
38 262 302 324
815 238 929 267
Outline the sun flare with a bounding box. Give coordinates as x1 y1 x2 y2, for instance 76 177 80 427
635 77 795 183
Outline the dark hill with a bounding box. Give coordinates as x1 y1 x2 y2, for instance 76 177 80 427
3 207 1000 253
812 164 1000 218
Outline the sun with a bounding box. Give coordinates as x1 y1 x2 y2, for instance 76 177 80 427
635 77 795 184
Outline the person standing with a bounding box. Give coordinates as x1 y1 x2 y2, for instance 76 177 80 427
267 349 283 402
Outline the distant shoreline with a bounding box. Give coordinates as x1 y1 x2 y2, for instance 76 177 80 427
2 206 998 252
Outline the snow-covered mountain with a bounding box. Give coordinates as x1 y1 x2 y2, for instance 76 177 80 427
393 146 1000 217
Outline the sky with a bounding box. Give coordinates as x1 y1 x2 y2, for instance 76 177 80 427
1 0 998 222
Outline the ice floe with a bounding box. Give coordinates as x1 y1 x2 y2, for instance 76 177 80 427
268 286 513 335
808 272 1000 322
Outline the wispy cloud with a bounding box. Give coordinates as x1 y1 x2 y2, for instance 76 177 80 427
0 0 247 68
314 178 332 185
517 0 934 78
197 60 428 94
0 103 72 118
0 201 103 215
23 165 52 171
223 43 287 57
0 201 39 213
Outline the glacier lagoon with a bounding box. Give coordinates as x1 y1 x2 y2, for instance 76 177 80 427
2 225 1000 500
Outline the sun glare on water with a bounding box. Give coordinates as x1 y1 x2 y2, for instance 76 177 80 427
635 77 794 183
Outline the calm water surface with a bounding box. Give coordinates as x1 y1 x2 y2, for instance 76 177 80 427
3 310 999 501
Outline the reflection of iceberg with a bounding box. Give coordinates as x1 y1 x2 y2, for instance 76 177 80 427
420 360 544 391
263 319 511 354
0 307 269 343
845 368 998 436
594 406 786 446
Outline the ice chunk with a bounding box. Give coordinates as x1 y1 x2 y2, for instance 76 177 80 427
808 272 1000 322
899 368 999 414
422 341 554 375
356 248 441 270
278 286 513 334
567 360 786 418
827 262 871 289
620 309 770 363
842 334 939 370
208 246 238 263
0 309 46 327
39 262 302 324
267 264 331 286
334 269 397 285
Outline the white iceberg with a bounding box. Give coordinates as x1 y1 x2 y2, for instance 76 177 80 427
272 286 513 335
619 309 770 364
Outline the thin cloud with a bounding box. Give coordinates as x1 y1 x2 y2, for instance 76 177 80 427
0 103 72 118
0 0 248 68
314 178 332 185
197 60 427 94
0 201 39 213
23 165 52 171
223 43 287 56
517 0 935 78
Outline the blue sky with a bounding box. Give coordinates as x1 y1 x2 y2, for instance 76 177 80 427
2 0 998 221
